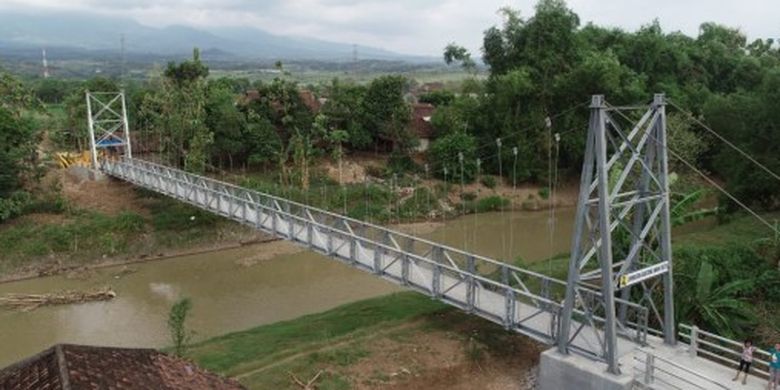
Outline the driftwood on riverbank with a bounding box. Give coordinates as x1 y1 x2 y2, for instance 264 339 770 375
0 287 116 312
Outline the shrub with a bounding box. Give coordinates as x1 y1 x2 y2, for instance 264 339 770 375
428 131 477 182
168 298 193 357
388 151 417 174
475 196 510 213
480 175 497 189
0 191 32 222
115 212 146 233
538 187 550 200
364 165 386 179
460 192 477 201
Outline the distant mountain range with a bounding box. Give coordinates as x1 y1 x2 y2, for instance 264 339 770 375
0 11 435 63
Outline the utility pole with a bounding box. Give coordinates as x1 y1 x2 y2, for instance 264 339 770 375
352 44 358 78
120 33 126 85
41 48 49 79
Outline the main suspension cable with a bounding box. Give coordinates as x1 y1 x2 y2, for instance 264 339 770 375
667 99 780 183
608 103 780 236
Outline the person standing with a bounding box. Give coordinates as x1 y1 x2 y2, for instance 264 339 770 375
769 343 780 390
734 340 756 385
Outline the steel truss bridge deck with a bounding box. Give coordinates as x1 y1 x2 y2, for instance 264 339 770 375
102 157 647 357
101 157 749 389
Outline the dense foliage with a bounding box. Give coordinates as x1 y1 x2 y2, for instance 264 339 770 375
442 0 780 210
0 72 41 221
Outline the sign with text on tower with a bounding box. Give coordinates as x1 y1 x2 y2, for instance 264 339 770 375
618 261 670 289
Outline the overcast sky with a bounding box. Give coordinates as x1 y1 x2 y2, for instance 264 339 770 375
0 0 777 56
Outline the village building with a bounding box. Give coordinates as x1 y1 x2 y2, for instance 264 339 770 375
411 102 435 152
0 344 245 390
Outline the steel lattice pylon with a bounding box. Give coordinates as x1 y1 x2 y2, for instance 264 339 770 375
558 94 675 374
86 91 132 168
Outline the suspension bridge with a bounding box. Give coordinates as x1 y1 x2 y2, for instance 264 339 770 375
84 91 775 390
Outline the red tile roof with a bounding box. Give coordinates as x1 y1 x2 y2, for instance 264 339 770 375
0 344 245 390
298 90 321 113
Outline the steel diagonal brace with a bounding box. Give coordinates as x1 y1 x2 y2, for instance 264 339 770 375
578 191 645 270
605 113 663 195
615 201 665 277
90 94 122 120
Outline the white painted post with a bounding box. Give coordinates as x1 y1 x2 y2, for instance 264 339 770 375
689 326 699 357
644 352 655 385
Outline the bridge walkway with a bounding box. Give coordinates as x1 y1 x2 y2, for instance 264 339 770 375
102 157 758 389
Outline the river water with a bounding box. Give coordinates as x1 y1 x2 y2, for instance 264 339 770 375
0 209 574 367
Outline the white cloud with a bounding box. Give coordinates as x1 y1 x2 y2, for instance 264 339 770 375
0 0 777 56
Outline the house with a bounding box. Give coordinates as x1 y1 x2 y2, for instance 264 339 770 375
411 103 436 152
0 344 245 390
420 82 444 93
298 90 322 113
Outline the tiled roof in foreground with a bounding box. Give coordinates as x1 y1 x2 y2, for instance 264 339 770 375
0 344 245 390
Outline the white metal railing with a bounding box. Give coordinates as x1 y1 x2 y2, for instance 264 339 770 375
679 323 772 379
634 349 731 390
101 157 650 361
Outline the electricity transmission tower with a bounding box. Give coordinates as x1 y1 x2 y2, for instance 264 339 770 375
558 94 675 374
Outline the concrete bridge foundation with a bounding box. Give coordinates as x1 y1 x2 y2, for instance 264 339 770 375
537 348 634 390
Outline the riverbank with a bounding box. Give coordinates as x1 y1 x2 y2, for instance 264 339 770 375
0 160 577 283
187 292 542 389
0 208 574 368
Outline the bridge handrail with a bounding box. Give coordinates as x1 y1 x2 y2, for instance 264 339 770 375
110 158 565 307
679 323 772 379
634 348 731 390
113 157 644 307
127 158 563 281
103 157 651 352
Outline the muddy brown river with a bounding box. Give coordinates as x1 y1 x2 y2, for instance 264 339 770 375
0 209 575 366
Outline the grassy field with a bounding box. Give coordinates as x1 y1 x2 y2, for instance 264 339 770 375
0 186 260 277
187 292 541 389
208 67 480 87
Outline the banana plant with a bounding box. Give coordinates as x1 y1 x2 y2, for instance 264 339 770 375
670 188 719 227
676 261 756 337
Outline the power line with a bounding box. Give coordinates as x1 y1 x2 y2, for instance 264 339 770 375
669 146 779 235
667 99 780 183
607 103 780 236
423 100 590 175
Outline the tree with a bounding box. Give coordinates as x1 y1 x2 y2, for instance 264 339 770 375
144 49 213 173
361 75 412 152
205 83 246 169
244 111 281 168
443 43 477 73
675 260 755 337
0 71 41 222
167 297 193 357
34 79 73 104
428 131 477 182
419 90 455 106
321 79 369 149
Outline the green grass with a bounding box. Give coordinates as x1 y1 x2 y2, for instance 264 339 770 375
0 188 242 275
0 210 146 271
674 212 780 247
186 292 446 376
186 291 534 389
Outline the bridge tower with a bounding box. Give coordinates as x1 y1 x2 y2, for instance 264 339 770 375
558 94 675 374
85 91 132 168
